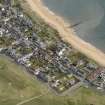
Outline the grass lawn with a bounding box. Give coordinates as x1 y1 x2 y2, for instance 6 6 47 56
0 55 50 105
0 55 105 105
24 86 105 105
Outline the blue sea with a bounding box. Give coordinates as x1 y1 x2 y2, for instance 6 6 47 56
42 0 105 52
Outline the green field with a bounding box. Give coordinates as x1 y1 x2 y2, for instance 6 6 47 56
0 55 105 105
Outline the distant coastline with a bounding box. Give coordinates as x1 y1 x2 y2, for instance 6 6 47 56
25 0 105 66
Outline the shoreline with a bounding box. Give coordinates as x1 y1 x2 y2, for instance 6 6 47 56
25 0 105 66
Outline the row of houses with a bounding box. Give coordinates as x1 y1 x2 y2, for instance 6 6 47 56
0 0 105 94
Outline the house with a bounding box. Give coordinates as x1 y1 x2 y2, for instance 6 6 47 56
87 68 103 82
69 79 75 85
34 70 48 82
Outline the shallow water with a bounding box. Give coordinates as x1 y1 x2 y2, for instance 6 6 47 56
42 0 105 52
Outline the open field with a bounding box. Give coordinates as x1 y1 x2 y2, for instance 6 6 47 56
25 87 105 105
0 55 105 105
0 55 50 105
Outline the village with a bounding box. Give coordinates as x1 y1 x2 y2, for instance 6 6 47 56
0 0 105 94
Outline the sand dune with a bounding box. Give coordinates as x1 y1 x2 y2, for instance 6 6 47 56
25 0 105 66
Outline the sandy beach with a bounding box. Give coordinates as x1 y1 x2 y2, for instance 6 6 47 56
25 0 105 66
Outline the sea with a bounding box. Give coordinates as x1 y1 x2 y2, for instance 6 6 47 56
42 0 105 52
